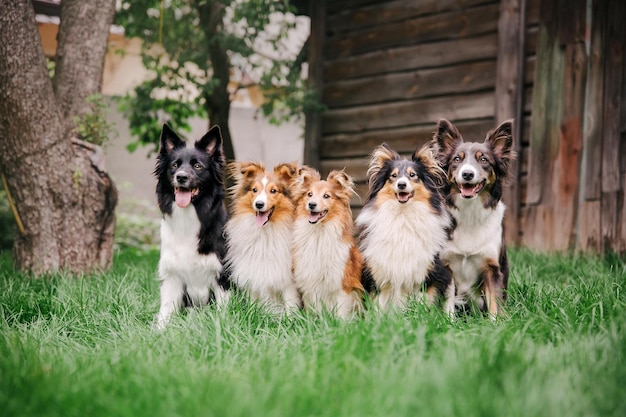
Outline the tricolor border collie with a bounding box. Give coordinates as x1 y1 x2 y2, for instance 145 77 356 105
432 119 515 317
224 161 302 314
356 143 454 314
291 168 365 319
154 124 230 329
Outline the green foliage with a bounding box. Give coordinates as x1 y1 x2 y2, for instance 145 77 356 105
115 0 311 153
72 94 118 147
0 248 625 417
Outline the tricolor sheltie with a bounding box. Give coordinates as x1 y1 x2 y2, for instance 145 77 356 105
154 124 230 329
432 119 515 317
356 143 455 313
292 168 365 319
224 161 302 314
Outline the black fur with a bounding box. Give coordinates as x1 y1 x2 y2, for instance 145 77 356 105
155 123 231 290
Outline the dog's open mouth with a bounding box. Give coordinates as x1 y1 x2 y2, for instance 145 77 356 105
175 187 199 208
255 208 274 227
459 181 485 198
308 210 328 224
396 192 414 204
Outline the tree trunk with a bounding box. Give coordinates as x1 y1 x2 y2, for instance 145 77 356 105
195 0 236 161
0 0 117 275
54 0 117 131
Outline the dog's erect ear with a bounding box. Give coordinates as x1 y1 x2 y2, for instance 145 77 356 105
413 142 446 187
298 165 321 188
274 162 298 184
367 143 399 181
485 119 516 165
160 124 185 154
228 161 264 181
196 125 223 158
327 170 355 193
432 119 462 161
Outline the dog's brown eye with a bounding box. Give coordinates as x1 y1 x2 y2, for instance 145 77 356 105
252 187 258 193
171 162 179 169
193 163 202 170
270 188 277 194
480 157 489 164
409 172 416 178
323 193 330 199
391 173 397 178
307 191 313 197
453 156 461 163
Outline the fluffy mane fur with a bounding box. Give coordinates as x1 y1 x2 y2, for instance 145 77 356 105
292 168 365 319
224 161 301 314
356 142 454 313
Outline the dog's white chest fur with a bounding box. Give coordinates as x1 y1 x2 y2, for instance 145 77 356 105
443 197 505 296
156 205 224 329
160 205 221 279
225 215 300 312
292 219 351 302
357 200 449 289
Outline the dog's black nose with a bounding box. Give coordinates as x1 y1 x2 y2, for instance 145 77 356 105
255 201 265 210
308 202 317 210
176 173 189 184
462 171 474 181
397 180 406 190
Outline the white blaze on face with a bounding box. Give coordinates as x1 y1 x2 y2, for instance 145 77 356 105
253 176 269 211
456 162 479 184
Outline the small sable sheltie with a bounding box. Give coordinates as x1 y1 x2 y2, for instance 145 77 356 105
356 143 454 313
432 119 515 317
224 161 302 313
292 168 365 319
154 124 230 329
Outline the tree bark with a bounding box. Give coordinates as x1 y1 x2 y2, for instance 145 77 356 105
195 0 236 161
54 0 117 132
0 0 117 275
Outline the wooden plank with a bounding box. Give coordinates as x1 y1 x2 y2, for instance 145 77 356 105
303 0 325 169
325 3 500 59
525 0 540 26
495 0 527 245
553 19 587 251
320 119 496 158
327 0 495 35
327 0 381 16
582 0 607 200
324 60 496 108
600 0 624 193
601 192 618 252
525 0 560 206
322 92 495 135
325 33 498 81
577 200 602 252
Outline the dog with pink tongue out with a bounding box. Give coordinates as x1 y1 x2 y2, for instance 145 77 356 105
154 124 231 329
224 161 303 314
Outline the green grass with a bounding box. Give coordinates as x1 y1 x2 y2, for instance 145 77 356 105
0 248 625 417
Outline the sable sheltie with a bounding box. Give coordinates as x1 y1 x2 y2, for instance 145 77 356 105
154 124 230 329
432 119 515 317
224 161 302 313
291 168 365 319
355 143 455 313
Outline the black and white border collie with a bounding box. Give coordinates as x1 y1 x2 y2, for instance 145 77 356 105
432 119 515 317
356 143 454 314
154 124 230 329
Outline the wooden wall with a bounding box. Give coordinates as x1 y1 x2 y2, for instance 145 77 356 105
305 0 626 254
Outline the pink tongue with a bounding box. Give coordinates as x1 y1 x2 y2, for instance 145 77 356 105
397 192 410 203
308 212 323 223
460 184 476 198
256 211 270 227
175 189 192 208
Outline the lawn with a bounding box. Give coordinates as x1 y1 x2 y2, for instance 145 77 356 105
0 248 624 417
